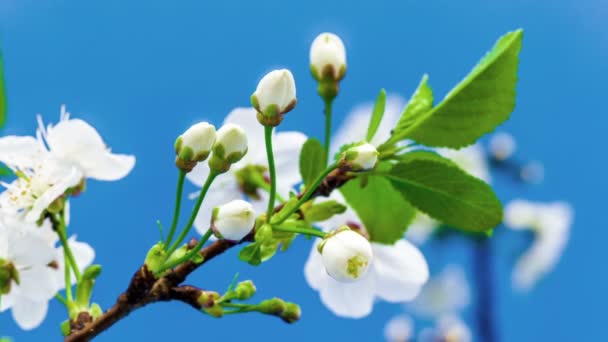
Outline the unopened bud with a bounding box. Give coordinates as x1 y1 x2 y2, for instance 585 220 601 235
310 32 346 83
258 298 286 315
251 69 297 126
175 122 217 172
233 280 256 300
318 228 373 283
280 302 301 323
211 200 256 241
208 124 248 173
340 143 379 171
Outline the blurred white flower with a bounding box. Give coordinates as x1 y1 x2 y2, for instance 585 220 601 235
0 219 60 330
304 193 429 318
409 264 470 318
419 314 472 342
437 144 491 184
405 213 439 245
488 132 516 161
504 199 574 290
384 315 414 342
520 160 545 184
187 107 306 233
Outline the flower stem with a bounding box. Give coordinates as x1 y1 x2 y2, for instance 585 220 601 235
272 225 325 238
164 170 186 248
57 211 81 283
323 99 333 166
55 293 68 307
264 125 277 221
156 229 213 274
167 171 218 255
272 163 338 225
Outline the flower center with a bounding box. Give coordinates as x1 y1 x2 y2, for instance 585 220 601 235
346 255 368 279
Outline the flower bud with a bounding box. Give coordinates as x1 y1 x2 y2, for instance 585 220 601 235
234 280 257 300
211 200 256 241
208 123 248 173
280 302 301 323
258 297 286 315
310 32 346 82
175 122 216 171
251 69 297 126
318 228 373 283
340 143 379 171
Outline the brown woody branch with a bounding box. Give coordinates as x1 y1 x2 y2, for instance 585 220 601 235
65 168 353 342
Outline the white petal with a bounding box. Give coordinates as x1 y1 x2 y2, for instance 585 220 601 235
24 167 82 223
192 179 241 235
11 295 49 330
45 119 134 180
0 136 46 169
318 271 376 318
1 292 14 311
384 315 414 342
303 242 327 290
409 264 470 317
17 266 60 301
10 232 56 267
273 131 307 190
187 162 211 188
372 240 429 302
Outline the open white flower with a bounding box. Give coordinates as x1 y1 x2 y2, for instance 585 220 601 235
409 264 470 318
0 219 60 330
304 192 429 318
318 229 373 282
187 107 306 234
504 199 573 291
384 315 414 342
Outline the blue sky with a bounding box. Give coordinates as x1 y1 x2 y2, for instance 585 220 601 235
1 0 606 340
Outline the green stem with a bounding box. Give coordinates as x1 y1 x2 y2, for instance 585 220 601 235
57 211 81 283
323 99 333 166
55 293 68 306
272 225 326 238
264 125 277 221
157 229 213 274
250 173 285 203
164 170 186 248
167 172 218 255
63 247 73 301
272 163 338 225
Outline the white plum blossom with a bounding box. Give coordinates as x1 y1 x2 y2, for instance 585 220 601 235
0 106 135 222
419 314 472 342
405 213 437 245
384 315 414 342
488 131 516 161
304 192 429 318
437 144 491 184
504 199 573 291
310 32 347 81
251 69 297 116
318 229 373 282
211 200 256 241
188 107 306 234
0 219 59 330
409 264 470 318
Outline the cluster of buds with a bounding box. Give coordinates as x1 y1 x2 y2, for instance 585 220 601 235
317 227 373 283
175 122 248 173
310 32 347 102
211 199 256 241
251 69 297 127
258 298 301 324
339 142 379 172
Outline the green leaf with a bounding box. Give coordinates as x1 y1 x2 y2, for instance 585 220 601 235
391 29 523 148
0 165 11 177
0 50 6 127
238 243 263 266
304 200 347 223
299 138 325 188
340 164 416 244
365 89 386 142
380 75 433 150
385 151 502 232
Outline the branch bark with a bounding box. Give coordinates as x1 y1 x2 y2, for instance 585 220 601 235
65 168 353 342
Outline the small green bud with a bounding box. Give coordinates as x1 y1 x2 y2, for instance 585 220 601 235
233 280 256 300
82 264 102 281
60 320 71 337
90 303 103 319
280 303 301 323
258 298 286 315
144 242 168 275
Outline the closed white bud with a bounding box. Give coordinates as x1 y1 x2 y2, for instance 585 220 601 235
175 122 216 163
251 69 297 126
318 228 373 283
211 200 256 241
310 32 346 82
209 124 248 173
341 143 379 171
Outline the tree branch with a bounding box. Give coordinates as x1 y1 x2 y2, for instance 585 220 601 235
65 168 353 342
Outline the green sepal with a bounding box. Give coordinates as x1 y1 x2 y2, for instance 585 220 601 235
60 320 71 337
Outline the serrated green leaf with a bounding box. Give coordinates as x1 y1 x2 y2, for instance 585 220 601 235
385 151 502 232
366 89 386 142
393 29 523 148
299 138 325 188
340 164 416 244
0 50 6 127
304 200 347 223
380 75 433 150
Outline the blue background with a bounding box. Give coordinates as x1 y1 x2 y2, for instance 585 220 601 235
0 0 605 340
